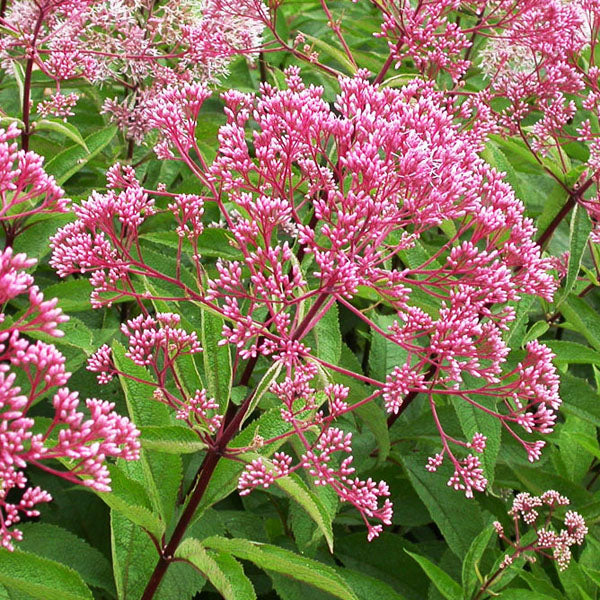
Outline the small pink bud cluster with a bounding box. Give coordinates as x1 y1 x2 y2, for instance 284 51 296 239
0 248 140 550
0 123 68 232
50 67 561 539
493 490 588 572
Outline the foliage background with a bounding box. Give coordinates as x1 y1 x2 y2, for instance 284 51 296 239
1 1 600 599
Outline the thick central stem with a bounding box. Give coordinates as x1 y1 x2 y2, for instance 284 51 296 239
140 450 221 600
140 385 259 599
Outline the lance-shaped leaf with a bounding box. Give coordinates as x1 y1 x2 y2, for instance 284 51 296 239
0 549 92 600
203 536 359 600
176 538 256 600
405 550 462 600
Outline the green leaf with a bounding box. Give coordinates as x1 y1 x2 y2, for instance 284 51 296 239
201 310 232 412
17 523 114 595
313 302 342 365
240 361 282 427
139 426 207 454
506 294 536 349
335 568 408 600
11 62 24 107
559 372 600 428
521 320 550 347
202 537 359 600
398 453 484 558
299 32 357 75
368 314 408 382
354 401 391 463
112 341 183 523
197 408 292 513
140 229 242 260
558 418 598 481
42 279 93 313
559 204 593 303
561 296 600 352
461 524 494 598
45 125 117 185
97 463 165 540
544 341 600 365
176 538 255 600
111 511 205 600
452 394 501 487
0 548 92 600
495 590 562 600
33 119 88 150
404 550 462 600
269 468 334 553
581 565 600 588
25 315 95 354
489 134 563 181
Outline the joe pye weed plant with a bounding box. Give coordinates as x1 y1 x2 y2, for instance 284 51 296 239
0 0 599 599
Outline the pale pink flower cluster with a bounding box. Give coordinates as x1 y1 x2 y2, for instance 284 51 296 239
87 317 224 441
376 1 600 228
0 247 140 550
494 490 588 571
50 68 560 538
0 0 265 138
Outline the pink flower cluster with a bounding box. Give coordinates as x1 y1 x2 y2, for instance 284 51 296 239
49 66 561 538
0 0 265 139
0 123 68 241
0 247 140 551
493 490 588 571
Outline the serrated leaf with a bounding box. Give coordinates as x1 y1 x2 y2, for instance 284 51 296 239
33 119 89 150
240 361 282 428
0 549 92 600
313 302 342 366
335 568 407 600
42 279 93 312
368 314 408 381
506 294 536 349
112 341 182 524
197 408 293 514
544 341 600 365
581 565 600 587
140 229 242 260
201 310 232 412
299 32 357 75
559 372 600 428
45 125 117 185
559 420 598 481
354 401 390 463
25 316 94 354
561 296 600 351
139 426 207 454
203 537 359 600
461 524 494 598
398 453 484 558
17 523 114 594
97 463 165 540
176 538 255 600
521 320 550 347
452 394 501 487
111 511 205 600
496 590 562 600
404 550 462 600
559 204 593 303
269 468 334 553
